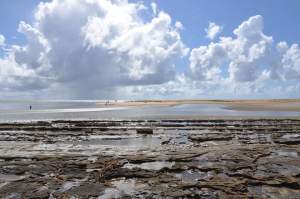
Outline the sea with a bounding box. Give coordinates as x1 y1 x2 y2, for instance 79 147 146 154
0 100 299 122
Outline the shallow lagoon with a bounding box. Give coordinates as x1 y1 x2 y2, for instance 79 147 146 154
0 100 299 121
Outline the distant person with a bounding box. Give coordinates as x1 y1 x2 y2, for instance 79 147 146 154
29 105 32 110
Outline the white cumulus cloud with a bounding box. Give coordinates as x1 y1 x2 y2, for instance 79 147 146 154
0 0 188 98
151 2 157 16
0 34 5 46
189 15 300 85
280 43 300 79
0 0 188 96
205 22 222 40
1 3 300 99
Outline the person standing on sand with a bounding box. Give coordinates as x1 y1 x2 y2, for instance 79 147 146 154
29 105 32 110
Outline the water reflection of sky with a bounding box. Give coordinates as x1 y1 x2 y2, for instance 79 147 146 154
0 101 299 122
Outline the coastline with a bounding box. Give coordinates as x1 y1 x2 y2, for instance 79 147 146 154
0 119 299 198
95 99 300 112
0 99 299 197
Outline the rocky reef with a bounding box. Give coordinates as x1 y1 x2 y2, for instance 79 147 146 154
0 119 299 198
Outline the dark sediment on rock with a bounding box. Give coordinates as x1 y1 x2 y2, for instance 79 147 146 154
0 119 299 198
136 128 153 135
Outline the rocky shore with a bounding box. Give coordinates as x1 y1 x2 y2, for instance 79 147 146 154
0 119 300 198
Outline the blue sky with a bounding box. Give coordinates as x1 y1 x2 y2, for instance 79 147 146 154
0 0 300 99
2 0 300 48
146 0 300 46
0 1 43 45
144 0 300 76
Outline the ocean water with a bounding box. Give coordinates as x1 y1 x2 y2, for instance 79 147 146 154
0 100 299 122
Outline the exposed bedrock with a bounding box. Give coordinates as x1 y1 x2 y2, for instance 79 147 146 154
0 119 299 198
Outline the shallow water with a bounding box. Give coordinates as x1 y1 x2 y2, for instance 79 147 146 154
175 170 212 184
123 161 175 171
79 135 162 148
0 100 299 121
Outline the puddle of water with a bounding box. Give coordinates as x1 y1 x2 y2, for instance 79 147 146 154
0 174 27 182
59 177 88 192
0 174 28 189
27 135 163 156
99 178 146 198
272 149 299 157
112 179 137 194
173 131 189 145
99 188 121 199
0 182 8 189
123 161 174 171
61 181 81 192
89 134 137 140
175 170 209 183
79 136 162 148
282 134 300 139
4 193 21 199
86 168 101 172
88 156 98 163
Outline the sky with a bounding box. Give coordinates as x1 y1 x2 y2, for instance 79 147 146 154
0 0 300 100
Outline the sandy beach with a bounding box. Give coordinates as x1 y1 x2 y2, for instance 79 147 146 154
97 99 300 111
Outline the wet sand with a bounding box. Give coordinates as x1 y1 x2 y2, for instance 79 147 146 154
0 119 300 198
97 99 300 111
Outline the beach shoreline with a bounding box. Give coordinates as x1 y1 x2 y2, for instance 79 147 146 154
96 99 300 112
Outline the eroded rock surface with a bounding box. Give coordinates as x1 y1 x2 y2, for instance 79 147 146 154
0 119 299 198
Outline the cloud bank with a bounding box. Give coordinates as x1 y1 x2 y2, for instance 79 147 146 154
0 0 187 98
188 15 300 97
0 1 299 99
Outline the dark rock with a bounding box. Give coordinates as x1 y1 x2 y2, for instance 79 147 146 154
1 119 300 198
136 128 153 134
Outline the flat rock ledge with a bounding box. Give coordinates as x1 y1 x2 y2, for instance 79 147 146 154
0 119 299 198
